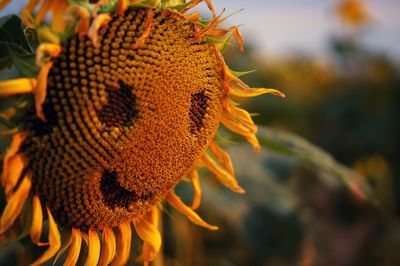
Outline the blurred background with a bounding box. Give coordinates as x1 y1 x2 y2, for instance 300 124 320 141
166 1 400 266
1 0 400 266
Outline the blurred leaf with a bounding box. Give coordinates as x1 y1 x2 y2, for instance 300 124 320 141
257 126 372 200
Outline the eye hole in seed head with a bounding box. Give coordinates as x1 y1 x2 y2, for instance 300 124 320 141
100 169 139 209
189 90 210 134
97 81 138 131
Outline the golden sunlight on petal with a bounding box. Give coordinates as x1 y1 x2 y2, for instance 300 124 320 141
31 207 61 266
63 228 83 266
134 207 161 264
111 222 132 266
0 78 36 97
1 133 27 194
209 141 235 176
30 196 47 246
36 62 53 121
166 191 219 230
98 228 116 266
84 230 101 266
50 0 68 32
199 153 245 194
220 114 260 153
187 168 202 210
4 154 25 199
0 176 31 234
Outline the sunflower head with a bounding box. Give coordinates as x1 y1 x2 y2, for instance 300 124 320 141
0 0 284 265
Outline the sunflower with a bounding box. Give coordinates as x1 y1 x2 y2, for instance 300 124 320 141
336 0 369 26
0 0 284 265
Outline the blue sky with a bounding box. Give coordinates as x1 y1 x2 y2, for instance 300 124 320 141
1 0 400 59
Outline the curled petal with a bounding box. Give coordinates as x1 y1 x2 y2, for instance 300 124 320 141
0 176 31 234
134 207 161 264
98 228 116 266
182 0 215 17
200 153 245 194
220 114 260 153
166 191 218 230
132 9 154 49
88 14 112 49
111 222 132 266
187 168 202 209
36 62 53 121
1 133 27 189
209 141 234 176
31 207 61 266
30 195 47 246
195 9 225 41
3 154 26 199
36 43 62 67
0 78 36 97
65 5 90 39
63 228 83 266
84 230 101 266
225 101 257 132
116 0 129 15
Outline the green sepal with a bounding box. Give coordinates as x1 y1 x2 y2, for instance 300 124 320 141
230 69 257 78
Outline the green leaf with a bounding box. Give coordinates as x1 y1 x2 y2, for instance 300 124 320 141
0 41 38 77
0 15 33 53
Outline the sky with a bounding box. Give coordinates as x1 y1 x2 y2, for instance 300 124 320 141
1 0 400 59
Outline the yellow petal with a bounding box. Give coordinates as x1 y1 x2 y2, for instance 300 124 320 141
209 141 234 176
65 5 90 39
3 154 26 199
0 0 11 10
36 43 62 67
88 14 111 49
111 222 132 266
31 207 62 266
1 132 27 188
0 78 36 97
50 0 68 32
98 228 116 266
63 228 82 266
134 207 161 264
36 61 53 121
84 230 100 266
21 0 41 26
37 27 61 45
116 0 128 15
35 0 54 23
166 191 219 230
199 153 245 194
220 114 260 153
187 168 202 210
230 86 285 98
225 102 257 131
30 195 48 246
0 176 31 234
